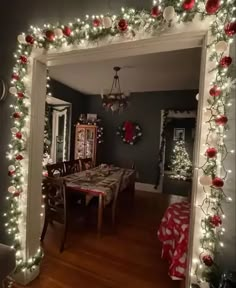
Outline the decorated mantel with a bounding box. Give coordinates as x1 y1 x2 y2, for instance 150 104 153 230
4 0 236 287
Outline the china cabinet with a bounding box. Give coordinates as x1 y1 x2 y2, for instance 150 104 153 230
74 124 97 164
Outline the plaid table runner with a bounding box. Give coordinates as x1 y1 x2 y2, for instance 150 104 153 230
63 166 135 204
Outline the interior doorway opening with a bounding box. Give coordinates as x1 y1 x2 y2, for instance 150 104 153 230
36 40 201 286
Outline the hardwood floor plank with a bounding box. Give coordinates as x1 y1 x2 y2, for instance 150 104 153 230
14 191 186 288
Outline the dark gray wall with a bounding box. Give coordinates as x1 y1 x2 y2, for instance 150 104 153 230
85 91 197 184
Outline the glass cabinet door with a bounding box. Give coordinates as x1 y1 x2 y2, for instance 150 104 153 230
85 128 95 158
76 127 86 159
75 125 97 163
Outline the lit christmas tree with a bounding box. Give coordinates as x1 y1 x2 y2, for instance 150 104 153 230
169 138 192 181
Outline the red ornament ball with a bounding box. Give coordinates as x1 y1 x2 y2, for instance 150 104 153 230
206 147 217 158
205 0 220 14
43 171 48 177
93 18 101 27
8 171 15 177
17 92 24 99
182 0 195 10
45 30 55 41
210 215 222 227
215 115 228 126
16 154 23 161
16 132 22 139
118 19 128 32
25 35 34 44
13 112 21 119
151 6 161 17
63 26 72 37
224 21 236 37
202 255 214 267
20 55 27 64
219 56 232 68
13 191 21 197
212 177 224 188
209 86 221 97
12 73 19 81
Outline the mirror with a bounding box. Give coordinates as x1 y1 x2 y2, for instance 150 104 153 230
44 96 72 165
157 110 197 197
51 105 71 163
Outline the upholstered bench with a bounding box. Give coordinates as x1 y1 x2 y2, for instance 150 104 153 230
0 244 16 287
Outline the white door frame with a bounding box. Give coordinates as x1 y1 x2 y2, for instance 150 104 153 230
7 19 234 288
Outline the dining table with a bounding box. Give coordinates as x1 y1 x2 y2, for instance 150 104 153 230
63 165 136 234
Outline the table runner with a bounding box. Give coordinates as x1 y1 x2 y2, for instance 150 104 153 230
63 166 135 204
157 201 190 280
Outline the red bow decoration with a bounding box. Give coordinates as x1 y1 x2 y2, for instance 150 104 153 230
124 121 134 143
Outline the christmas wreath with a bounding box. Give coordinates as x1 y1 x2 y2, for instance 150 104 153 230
117 121 142 145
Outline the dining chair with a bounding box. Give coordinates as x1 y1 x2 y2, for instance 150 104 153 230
79 158 94 171
64 159 86 209
111 170 125 227
119 160 135 170
40 177 68 252
47 162 66 177
64 159 80 175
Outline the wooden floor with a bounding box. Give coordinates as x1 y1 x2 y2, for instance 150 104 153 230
16 191 186 288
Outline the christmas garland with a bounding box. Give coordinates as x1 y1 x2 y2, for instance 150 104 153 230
117 121 142 145
4 1 235 285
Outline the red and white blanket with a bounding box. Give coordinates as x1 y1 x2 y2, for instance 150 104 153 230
157 201 190 280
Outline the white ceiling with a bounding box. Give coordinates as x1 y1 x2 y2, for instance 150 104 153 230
49 48 201 95
46 96 70 105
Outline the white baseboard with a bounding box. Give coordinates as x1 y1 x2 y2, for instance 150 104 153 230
135 182 160 193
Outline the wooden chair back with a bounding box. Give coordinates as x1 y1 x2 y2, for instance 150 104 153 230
41 177 68 252
111 170 125 226
119 160 137 180
119 160 135 170
79 158 94 171
47 162 66 177
64 159 80 175
42 177 67 224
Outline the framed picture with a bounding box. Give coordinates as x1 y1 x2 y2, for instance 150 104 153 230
87 114 97 122
174 128 185 141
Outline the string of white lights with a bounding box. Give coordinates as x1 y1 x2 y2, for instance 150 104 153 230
4 2 235 286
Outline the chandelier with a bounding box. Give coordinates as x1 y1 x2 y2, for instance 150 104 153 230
101 66 130 112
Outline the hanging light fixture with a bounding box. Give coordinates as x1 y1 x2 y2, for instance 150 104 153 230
101 66 130 112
